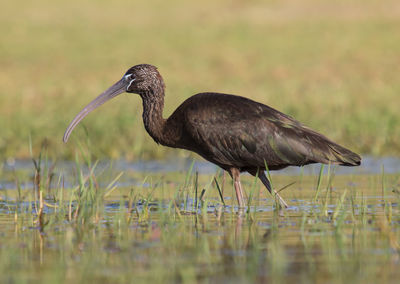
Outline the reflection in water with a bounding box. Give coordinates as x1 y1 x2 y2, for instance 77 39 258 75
0 180 399 283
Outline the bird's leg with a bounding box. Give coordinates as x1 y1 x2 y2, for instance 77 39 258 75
228 168 245 208
221 171 226 196
248 169 289 208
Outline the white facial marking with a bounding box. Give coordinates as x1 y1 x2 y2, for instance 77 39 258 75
126 77 136 91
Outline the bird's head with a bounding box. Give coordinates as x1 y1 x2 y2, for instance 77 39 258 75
63 64 164 143
124 64 165 95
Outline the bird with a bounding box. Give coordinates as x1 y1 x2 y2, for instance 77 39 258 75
63 64 361 208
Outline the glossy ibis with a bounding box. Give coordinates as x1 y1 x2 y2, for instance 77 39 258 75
63 64 361 208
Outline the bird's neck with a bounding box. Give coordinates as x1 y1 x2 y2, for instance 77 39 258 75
140 89 167 145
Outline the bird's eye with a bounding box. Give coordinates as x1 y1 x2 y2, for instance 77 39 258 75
124 74 133 81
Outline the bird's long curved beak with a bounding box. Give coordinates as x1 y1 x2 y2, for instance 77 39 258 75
63 78 128 143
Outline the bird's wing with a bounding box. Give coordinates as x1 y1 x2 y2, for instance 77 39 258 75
258 116 361 167
181 93 360 169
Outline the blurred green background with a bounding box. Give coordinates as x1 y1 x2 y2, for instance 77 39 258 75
1 0 399 160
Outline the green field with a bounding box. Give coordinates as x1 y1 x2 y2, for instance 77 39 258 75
1 0 399 159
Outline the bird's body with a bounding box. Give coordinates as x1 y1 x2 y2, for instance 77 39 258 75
64 64 361 208
162 92 360 171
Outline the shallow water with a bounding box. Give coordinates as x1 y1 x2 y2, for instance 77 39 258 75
0 156 399 283
0 188 399 283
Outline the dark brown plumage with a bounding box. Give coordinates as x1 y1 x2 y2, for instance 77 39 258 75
64 64 361 208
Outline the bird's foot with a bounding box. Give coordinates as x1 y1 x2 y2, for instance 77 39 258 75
274 191 289 208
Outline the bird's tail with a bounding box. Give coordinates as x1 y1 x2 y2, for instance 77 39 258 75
301 127 362 166
326 142 361 166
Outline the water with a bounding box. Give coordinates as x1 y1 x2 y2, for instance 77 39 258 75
0 187 398 283
0 156 399 283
